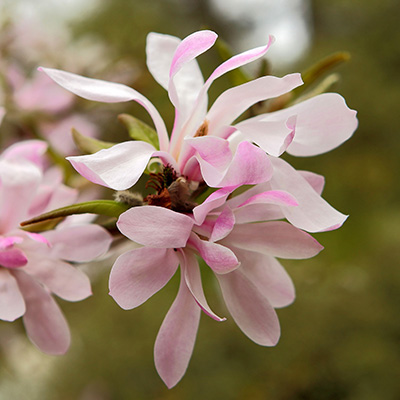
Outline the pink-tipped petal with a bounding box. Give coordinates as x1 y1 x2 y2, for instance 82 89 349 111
216 268 280 346
13 270 71 355
67 141 156 190
209 206 235 242
188 233 239 274
224 221 323 259
39 67 169 151
154 269 201 389
181 249 226 321
230 246 295 308
0 269 26 321
265 93 358 156
43 225 112 262
109 247 179 309
1 140 48 168
208 74 302 138
270 157 348 232
117 206 194 248
0 248 28 268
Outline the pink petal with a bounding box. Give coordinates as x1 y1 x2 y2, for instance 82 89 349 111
181 249 226 321
270 157 348 232
117 206 194 248
237 190 298 208
1 140 47 168
0 236 24 249
230 246 295 308
0 269 26 321
209 206 235 242
214 141 273 188
235 117 296 156
234 204 284 224
67 141 157 190
22 251 91 301
109 247 179 309
265 93 358 156
223 221 323 259
216 268 280 346
43 225 112 262
193 186 237 225
188 233 239 274
298 170 325 195
39 67 169 151
208 74 302 138
0 159 42 233
154 269 201 389
0 248 28 268
13 270 71 355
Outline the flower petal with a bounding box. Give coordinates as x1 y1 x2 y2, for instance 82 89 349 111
209 206 235 242
230 246 295 308
270 157 348 232
13 270 70 355
208 74 302 138
109 247 179 309
0 248 28 268
298 170 325 195
263 93 358 156
181 249 226 321
117 206 194 248
154 269 201 389
188 233 239 274
42 225 112 262
67 141 157 190
1 140 47 168
223 221 323 259
39 67 170 151
0 269 26 321
216 268 280 346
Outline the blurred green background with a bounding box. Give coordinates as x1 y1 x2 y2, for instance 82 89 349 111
1 0 399 399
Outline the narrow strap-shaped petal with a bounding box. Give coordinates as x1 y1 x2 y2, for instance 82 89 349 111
230 246 295 308
223 221 323 259
187 232 239 274
39 67 170 151
154 268 201 389
237 190 298 208
263 93 358 156
270 157 348 232
42 224 112 262
180 249 226 321
216 268 281 346
0 269 26 321
208 74 302 138
109 247 179 309
117 206 194 248
209 206 235 242
13 270 71 355
67 141 157 190
22 252 91 301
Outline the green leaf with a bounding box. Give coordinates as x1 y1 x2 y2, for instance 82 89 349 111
20 200 131 231
72 128 116 154
118 113 159 149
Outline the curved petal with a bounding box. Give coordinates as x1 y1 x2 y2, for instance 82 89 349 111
39 67 169 151
263 93 358 156
188 233 239 274
117 206 194 248
235 117 296 156
270 157 348 232
13 270 71 355
298 170 325 195
67 141 157 190
237 190 298 208
216 268 280 346
1 140 47 168
208 74 302 138
223 221 323 259
209 206 235 242
230 246 295 308
0 269 26 321
23 253 91 301
154 269 201 389
0 247 28 268
181 249 226 321
43 225 112 262
109 247 179 309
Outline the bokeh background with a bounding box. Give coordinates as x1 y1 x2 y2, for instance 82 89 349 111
1 0 399 399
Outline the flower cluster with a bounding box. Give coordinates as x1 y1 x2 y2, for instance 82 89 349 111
1 29 357 388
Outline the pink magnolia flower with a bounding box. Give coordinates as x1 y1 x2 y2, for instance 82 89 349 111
0 140 112 355
109 180 323 387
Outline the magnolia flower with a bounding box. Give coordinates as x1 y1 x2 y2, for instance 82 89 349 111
0 140 112 354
